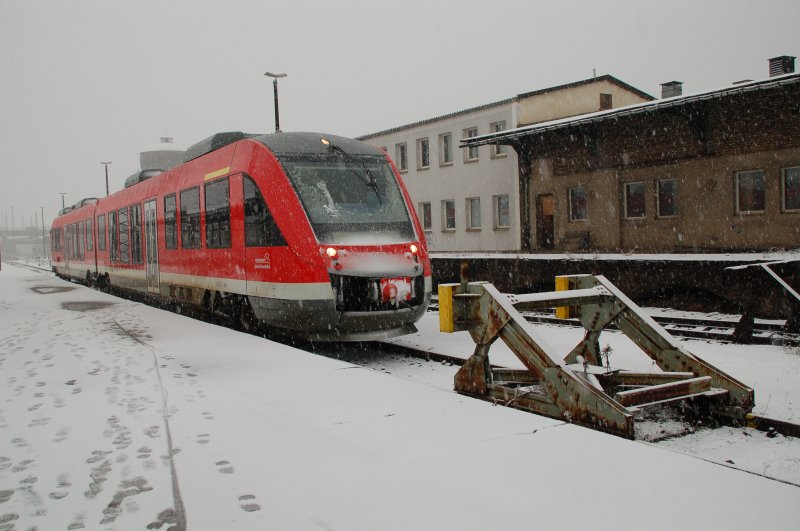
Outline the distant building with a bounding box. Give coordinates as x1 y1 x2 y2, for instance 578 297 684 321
358 76 653 252
465 58 800 253
139 136 185 172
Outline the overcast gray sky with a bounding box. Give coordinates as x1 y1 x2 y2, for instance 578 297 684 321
1 0 797 229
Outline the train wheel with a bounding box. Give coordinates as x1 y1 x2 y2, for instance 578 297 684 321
236 297 260 334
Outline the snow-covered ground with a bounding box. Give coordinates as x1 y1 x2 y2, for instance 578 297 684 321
1 262 799 530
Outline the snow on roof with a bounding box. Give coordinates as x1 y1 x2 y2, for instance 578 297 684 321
462 72 800 147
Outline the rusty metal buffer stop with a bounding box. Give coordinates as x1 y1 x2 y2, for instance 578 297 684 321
439 274 754 439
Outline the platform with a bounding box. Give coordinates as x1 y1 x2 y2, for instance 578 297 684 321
1 263 798 530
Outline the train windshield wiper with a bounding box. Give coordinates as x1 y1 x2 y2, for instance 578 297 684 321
322 139 382 204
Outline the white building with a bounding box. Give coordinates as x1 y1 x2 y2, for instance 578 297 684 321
358 75 653 252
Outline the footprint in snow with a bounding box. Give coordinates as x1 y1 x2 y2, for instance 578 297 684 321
239 494 261 512
216 460 234 474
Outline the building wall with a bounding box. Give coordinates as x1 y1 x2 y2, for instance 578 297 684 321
524 81 800 252
517 79 651 126
361 103 521 252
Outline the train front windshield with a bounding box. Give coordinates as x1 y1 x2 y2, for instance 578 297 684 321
281 155 416 245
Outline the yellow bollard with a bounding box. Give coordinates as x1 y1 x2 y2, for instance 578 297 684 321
555 275 572 319
438 283 459 333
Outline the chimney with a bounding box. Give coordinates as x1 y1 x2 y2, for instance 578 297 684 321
769 56 796 77
660 81 683 99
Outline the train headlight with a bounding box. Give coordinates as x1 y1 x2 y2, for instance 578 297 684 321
326 247 337 258
410 244 418 254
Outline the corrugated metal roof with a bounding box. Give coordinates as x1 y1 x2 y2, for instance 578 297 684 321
462 72 800 147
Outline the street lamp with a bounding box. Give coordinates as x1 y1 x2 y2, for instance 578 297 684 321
264 71 287 133
40 206 46 259
101 161 112 196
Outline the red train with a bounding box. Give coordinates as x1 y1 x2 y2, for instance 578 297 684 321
50 132 431 340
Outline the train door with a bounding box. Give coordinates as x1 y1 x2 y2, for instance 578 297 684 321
144 199 160 293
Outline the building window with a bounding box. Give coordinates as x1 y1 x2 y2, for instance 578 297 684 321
180 187 201 248
164 194 177 250
490 121 506 157
657 179 678 217
783 166 800 212
439 133 453 166
600 93 613 110
493 194 510 229
624 182 646 219
416 138 430 170
244 175 286 247
463 127 478 162
117 207 130 263
205 177 231 248
396 143 408 172
419 202 432 231
442 200 456 231
130 203 143 263
736 170 765 214
569 187 588 221
466 197 481 230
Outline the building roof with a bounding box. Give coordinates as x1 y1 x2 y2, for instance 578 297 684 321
515 74 654 102
356 97 514 141
356 74 653 141
462 72 800 147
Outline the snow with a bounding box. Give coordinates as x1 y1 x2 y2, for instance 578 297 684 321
1 262 800 530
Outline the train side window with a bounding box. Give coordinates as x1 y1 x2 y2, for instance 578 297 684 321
86 218 94 252
131 204 143 263
164 194 177 249
118 207 130 263
243 175 287 247
109 211 117 260
51 228 62 252
66 224 74 259
77 220 85 260
205 177 231 248
180 187 201 249
97 214 106 251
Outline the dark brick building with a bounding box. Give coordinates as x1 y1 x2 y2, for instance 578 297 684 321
465 65 800 253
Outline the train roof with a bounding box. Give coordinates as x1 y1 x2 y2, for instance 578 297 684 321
183 132 260 163
182 131 383 165
255 132 384 157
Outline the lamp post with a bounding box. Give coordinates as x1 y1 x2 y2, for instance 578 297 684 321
101 161 112 196
40 206 46 259
264 71 287 132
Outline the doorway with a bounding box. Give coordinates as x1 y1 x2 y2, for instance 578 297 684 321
536 194 555 249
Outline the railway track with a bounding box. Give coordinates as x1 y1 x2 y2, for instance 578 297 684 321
308 340 800 487
428 299 797 345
